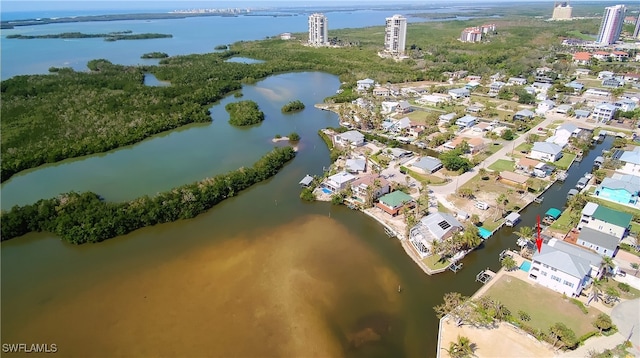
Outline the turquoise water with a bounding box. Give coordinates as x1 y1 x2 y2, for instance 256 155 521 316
520 261 532 272
478 227 492 239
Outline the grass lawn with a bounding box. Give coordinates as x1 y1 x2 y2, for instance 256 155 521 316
515 143 533 153
483 276 603 337
403 167 447 186
550 208 574 231
423 254 450 270
566 30 596 41
473 143 504 164
437 201 450 213
603 279 640 300
488 159 516 172
555 152 577 170
630 221 640 236
481 218 503 231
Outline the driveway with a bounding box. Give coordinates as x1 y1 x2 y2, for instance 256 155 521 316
610 298 640 355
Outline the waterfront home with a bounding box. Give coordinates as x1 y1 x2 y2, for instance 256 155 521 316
595 175 640 205
533 163 555 178
395 101 412 114
409 212 463 258
536 100 555 115
299 175 314 187
408 123 425 138
443 137 485 154
529 239 603 297
498 171 529 189
376 190 415 216
389 117 411 134
505 212 521 227
356 78 375 92
516 157 541 174
578 202 632 240
411 156 443 173
530 142 563 162
602 77 623 88
438 112 457 125
455 115 477 129
334 130 365 147
381 101 399 114
324 171 357 193
373 86 390 97
576 227 619 258
574 109 591 119
614 99 636 112
514 109 535 120
448 88 470 99
618 147 640 175
508 77 527 86
592 103 617 123
566 81 584 94
387 148 413 160
350 175 390 203
345 158 366 173
548 123 581 148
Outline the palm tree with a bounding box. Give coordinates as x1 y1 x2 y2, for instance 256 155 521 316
600 256 615 279
445 335 475 358
586 279 604 306
460 226 482 250
501 256 518 271
514 226 535 254
604 286 620 306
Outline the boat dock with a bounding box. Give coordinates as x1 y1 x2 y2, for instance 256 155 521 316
475 269 496 284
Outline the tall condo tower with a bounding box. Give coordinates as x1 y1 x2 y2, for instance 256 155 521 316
308 13 328 46
634 15 640 39
384 14 407 56
596 4 625 45
552 1 572 20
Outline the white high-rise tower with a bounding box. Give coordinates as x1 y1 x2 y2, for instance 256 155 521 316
308 13 328 46
596 5 625 45
384 14 407 56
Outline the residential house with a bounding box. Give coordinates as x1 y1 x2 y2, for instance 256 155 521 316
573 52 592 65
356 78 375 92
574 109 591 119
490 73 503 81
602 77 623 88
467 75 482 82
455 115 477 129
549 123 581 147
556 104 572 115
611 51 629 61
390 117 411 134
409 212 463 257
508 77 527 86
623 73 640 82
620 92 640 103
597 71 615 80
334 130 365 147
473 122 493 132
584 89 610 99
532 251 590 295
530 142 563 162
618 147 640 175
351 175 390 203
536 100 555 115
438 112 457 125
614 99 636 112
417 94 450 105
373 86 390 97
408 122 426 138
592 51 611 61
576 227 619 258
578 202 632 239
396 101 412 114
299 175 314 187
466 104 483 113
532 82 553 93
411 156 443 173
536 66 552 74
489 81 506 96
465 81 480 90
592 103 617 122
574 68 591 77
324 171 356 193
387 148 413 160
566 81 584 94
345 158 366 173
533 163 555 178
381 101 399 114
514 109 535 121
448 88 470 99
516 157 541 174
498 171 529 189
444 137 485 154
595 175 640 205
376 190 415 216
524 86 536 95
528 239 603 297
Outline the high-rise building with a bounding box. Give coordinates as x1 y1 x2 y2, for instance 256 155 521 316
460 27 483 43
384 14 407 56
634 15 640 39
596 5 625 45
308 13 328 46
552 1 572 20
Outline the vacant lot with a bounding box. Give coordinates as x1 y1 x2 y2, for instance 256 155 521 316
483 276 603 337
488 159 515 172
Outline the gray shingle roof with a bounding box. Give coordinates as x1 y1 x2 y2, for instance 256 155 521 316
548 239 603 268
577 227 619 252
420 212 463 241
412 156 442 172
534 243 592 279
532 142 562 155
599 177 639 194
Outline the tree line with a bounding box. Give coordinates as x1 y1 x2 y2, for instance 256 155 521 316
0 146 296 244
281 100 305 113
226 100 265 126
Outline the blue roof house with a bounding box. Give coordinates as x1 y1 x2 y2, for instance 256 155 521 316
595 177 639 205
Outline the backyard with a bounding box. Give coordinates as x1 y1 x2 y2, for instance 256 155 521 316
482 276 604 337
555 152 577 170
423 254 450 271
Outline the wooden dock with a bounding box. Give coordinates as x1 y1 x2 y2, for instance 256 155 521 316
476 269 496 284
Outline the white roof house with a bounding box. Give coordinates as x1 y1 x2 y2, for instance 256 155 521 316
615 99 636 112
439 112 457 124
514 109 535 119
381 101 399 114
592 103 617 123
356 78 375 92
618 147 640 176
411 156 443 173
448 88 470 99
455 115 477 128
548 123 581 147
345 158 366 173
530 142 563 162
324 171 356 192
508 77 527 86
335 130 365 147
536 100 555 115
409 212 464 257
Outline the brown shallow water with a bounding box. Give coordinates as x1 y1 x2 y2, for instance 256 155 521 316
2 215 403 357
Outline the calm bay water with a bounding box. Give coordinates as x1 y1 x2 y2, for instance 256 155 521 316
0 7 600 357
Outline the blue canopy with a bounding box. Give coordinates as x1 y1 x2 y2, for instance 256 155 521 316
545 208 562 219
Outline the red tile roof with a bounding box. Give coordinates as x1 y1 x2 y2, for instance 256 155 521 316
573 52 591 61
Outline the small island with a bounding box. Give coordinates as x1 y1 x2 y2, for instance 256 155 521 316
272 132 300 143
225 100 265 126
141 52 169 59
7 31 172 41
281 100 305 113
214 44 228 50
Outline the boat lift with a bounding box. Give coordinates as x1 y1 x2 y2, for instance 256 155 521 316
476 269 496 284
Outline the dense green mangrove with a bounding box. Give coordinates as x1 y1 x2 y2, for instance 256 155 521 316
0 146 296 244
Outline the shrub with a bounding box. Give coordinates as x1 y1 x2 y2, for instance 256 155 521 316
300 188 316 201
281 100 305 113
331 193 344 205
617 282 630 293
274 134 282 139
570 298 588 314
288 132 300 142
225 100 265 126
577 331 598 346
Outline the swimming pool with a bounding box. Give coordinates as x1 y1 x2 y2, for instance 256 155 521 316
520 261 532 272
478 227 492 239
321 188 332 194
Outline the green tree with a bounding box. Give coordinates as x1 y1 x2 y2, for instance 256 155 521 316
459 226 482 250
604 286 620 306
288 132 300 142
631 263 639 276
440 149 472 173
518 310 531 322
300 188 316 201
593 169 607 184
445 335 475 358
501 129 515 141
593 313 613 334
501 256 518 271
